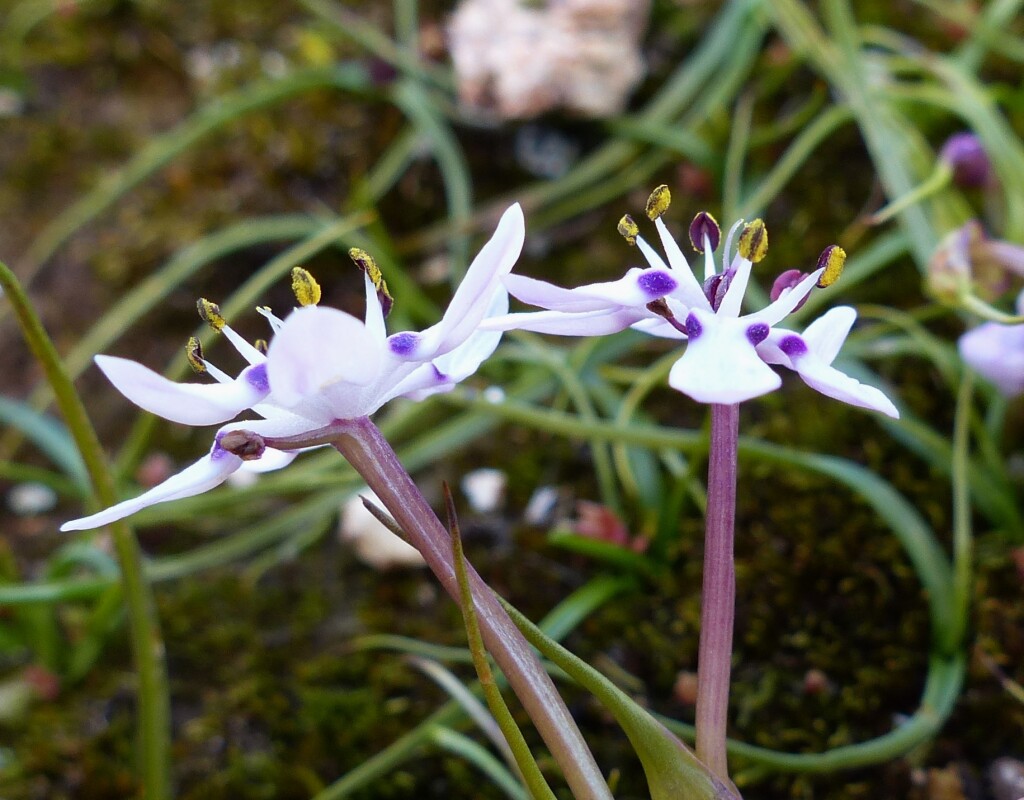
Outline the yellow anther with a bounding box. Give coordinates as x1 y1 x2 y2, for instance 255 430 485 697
186 337 206 374
291 267 321 307
645 184 671 220
617 214 639 246
197 298 225 332
737 219 768 263
349 247 393 316
816 245 846 287
254 338 268 355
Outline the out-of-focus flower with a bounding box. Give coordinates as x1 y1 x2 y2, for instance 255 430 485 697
927 220 1024 307
939 132 991 189
959 289 1024 398
62 205 525 531
447 0 649 119
485 186 898 416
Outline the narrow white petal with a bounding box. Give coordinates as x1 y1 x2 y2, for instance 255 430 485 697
800 306 857 366
480 308 642 336
96 355 269 426
221 323 265 366
791 357 900 417
668 312 781 403
630 317 688 340
60 447 243 531
717 257 753 318
267 306 382 409
504 274 609 313
418 203 525 358
653 218 711 310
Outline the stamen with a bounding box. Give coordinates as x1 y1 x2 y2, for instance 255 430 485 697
349 247 394 317
291 267 321 306
218 429 266 461
645 185 671 220
737 219 768 263
254 338 268 355
185 337 206 374
815 245 846 287
617 214 639 246
689 211 721 253
197 298 226 332
646 298 689 336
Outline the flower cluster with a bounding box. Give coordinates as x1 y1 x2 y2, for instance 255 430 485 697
62 204 526 531
483 185 899 416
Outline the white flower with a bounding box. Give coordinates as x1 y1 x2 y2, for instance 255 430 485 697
62 204 525 531
484 186 898 417
958 289 1024 397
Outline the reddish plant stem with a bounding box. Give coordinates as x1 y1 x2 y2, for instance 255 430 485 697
695 403 740 782
332 416 612 800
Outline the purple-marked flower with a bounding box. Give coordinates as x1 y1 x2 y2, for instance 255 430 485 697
486 185 899 415
958 289 1024 398
62 204 525 531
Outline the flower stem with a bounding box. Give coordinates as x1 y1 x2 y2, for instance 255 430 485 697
332 417 612 800
695 403 740 782
0 260 170 799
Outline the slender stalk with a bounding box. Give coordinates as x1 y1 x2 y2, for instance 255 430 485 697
332 417 612 800
695 404 740 781
0 261 170 798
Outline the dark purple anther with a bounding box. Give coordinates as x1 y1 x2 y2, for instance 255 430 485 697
940 132 990 188
779 335 808 358
684 312 703 339
637 270 678 297
245 363 269 393
689 211 721 253
703 269 733 311
770 269 811 312
745 323 769 346
389 332 419 356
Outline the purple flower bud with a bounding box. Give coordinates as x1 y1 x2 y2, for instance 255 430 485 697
703 269 733 311
940 132 990 189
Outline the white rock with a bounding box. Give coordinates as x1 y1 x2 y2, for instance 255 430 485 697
340 491 426 570
461 468 506 513
7 483 57 516
523 485 559 525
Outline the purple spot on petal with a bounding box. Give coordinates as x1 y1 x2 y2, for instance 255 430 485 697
780 335 808 358
245 363 269 393
684 313 702 339
637 270 678 297
389 332 419 356
746 323 769 346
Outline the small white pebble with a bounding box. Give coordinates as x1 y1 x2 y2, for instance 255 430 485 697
340 492 425 570
0 88 24 118
7 483 57 516
523 485 559 525
461 468 506 513
482 386 505 404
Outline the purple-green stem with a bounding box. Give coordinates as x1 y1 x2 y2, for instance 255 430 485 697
695 403 739 782
330 417 613 800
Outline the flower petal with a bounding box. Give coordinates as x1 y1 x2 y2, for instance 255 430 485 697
504 274 611 313
668 311 781 403
800 306 857 366
363 272 387 342
651 219 711 310
96 355 269 426
481 307 643 336
60 444 243 531
790 356 900 417
267 306 382 409
958 321 1024 397
411 203 525 359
